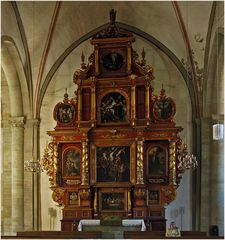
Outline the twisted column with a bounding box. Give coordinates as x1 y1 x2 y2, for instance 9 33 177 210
169 141 177 185
136 139 144 184
81 140 89 185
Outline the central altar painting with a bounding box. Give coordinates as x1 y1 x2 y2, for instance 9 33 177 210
96 146 130 182
43 9 184 232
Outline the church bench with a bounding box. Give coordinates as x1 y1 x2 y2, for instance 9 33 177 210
16 230 102 238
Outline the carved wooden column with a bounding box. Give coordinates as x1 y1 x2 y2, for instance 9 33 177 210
77 87 82 126
130 74 136 126
91 77 96 127
169 141 177 185
136 138 144 184
9 116 25 233
81 139 89 185
145 76 150 125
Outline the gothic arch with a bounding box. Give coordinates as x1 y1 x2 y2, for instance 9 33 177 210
203 30 224 117
1 36 31 117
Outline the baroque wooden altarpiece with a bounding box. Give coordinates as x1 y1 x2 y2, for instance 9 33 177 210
42 10 185 231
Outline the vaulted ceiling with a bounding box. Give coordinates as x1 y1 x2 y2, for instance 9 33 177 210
1 1 222 119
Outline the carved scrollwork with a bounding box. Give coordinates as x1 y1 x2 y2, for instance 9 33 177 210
79 189 90 200
134 189 146 200
42 141 58 186
161 186 176 204
51 187 65 205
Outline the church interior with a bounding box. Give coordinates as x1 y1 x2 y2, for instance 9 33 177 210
1 1 224 239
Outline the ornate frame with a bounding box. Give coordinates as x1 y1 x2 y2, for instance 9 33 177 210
97 89 130 126
153 97 176 122
99 189 127 212
67 191 79 206
53 102 76 126
62 145 81 180
99 47 127 77
90 141 135 185
146 141 169 184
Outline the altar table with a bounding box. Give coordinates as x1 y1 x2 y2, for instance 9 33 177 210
78 219 146 231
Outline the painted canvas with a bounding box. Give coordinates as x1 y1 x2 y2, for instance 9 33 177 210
148 146 167 176
100 92 127 123
101 192 124 211
96 146 130 182
63 149 81 177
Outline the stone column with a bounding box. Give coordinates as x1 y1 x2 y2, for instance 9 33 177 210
32 119 41 230
9 116 25 234
200 117 211 234
210 119 224 236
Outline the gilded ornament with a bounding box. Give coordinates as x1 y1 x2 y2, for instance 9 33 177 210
81 140 89 185
65 179 81 185
169 141 176 185
42 141 58 186
136 139 144 184
79 189 90 200
51 188 65 205
161 186 176 204
134 189 145 199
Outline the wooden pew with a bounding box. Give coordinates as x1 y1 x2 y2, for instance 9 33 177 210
123 230 224 239
16 231 102 239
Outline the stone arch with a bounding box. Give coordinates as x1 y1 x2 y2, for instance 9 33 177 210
203 30 224 117
1 37 30 234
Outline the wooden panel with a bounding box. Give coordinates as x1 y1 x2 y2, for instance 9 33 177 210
136 86 145 119
82 88 91 121
150 219 166 231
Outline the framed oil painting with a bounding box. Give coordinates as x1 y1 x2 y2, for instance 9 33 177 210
100 92 128 124
67 191 79 206
147 143 168 182
149 190 159 204
100 192 125 211
63 147 81 178
153 98 175 121
54 102 75 124
96 146 130 182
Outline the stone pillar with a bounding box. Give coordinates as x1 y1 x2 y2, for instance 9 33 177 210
210 120 224 236
9 116 25 234
200 117 212 234
33 119 42 230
